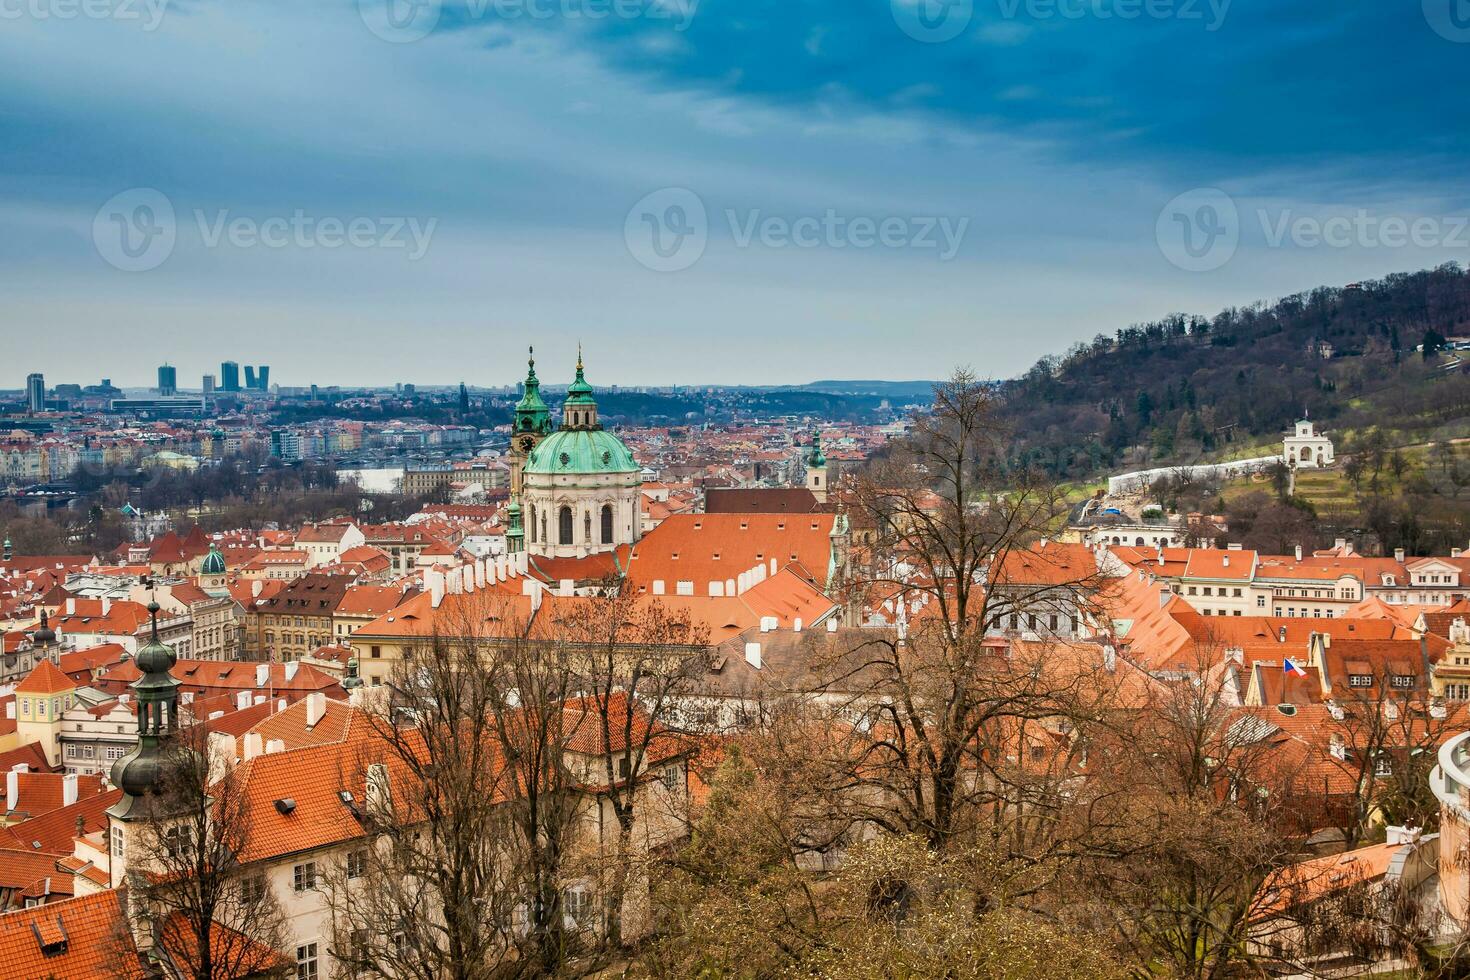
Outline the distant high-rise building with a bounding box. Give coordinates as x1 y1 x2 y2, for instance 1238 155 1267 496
244 365 257 389
157 363 177 396
25 373 44 413
202 374 216 395
221 361 241 392
459 382 469 415
256 365 270 391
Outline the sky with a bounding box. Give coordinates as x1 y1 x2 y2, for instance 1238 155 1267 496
3 0 1469 390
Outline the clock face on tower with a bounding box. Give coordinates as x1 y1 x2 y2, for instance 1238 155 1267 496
518 436 536 454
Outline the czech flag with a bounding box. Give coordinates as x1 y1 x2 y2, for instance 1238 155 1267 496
1284 658 1307 678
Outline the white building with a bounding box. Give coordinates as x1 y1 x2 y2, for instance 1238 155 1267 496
1283 419 1333 469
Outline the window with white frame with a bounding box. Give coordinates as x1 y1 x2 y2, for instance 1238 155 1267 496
293 861 317 892
295 942 319 979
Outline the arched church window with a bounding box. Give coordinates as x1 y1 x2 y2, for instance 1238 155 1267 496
601 504 613 544
559 506 573 545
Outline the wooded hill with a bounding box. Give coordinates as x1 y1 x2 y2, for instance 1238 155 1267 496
997 263 1470 483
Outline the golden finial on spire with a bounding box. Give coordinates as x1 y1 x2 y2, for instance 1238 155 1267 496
577 342 584 372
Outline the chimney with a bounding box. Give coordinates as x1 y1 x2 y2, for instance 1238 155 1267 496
1278 626 1287 643
1386 825 1422 846
255 663 269 687
1222 555 1229 567
760 616 776 633
5 770 16 812
793 618 803 633
744 641 762 670
62 772 78 808
1335 538 1347 550
366 761 392 818
236 690 250 711
243 732 263 760
1454 548 1464 559
1395 547 1406 563
101 597 111 616
266 739 285 755
1294 544 1302 561
284 662 298 682
306 691 325 728
252 580 263 597
66 597 76 616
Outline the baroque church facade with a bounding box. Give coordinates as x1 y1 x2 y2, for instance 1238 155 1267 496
506 348 643 560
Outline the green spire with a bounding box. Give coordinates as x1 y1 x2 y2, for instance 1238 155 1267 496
806 431 826 468
108 600 181 818
565 343 595 403
514 346 552 435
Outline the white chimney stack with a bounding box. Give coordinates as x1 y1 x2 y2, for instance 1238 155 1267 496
5 770 17 812
793 618 802 633
266 739 285 755
305 691 325 728
243 733 263 760
1294 544 1302 561
255 663 269 687
744 641 762 670
62 773 78 808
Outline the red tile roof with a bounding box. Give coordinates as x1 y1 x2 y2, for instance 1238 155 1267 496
14 660 75 695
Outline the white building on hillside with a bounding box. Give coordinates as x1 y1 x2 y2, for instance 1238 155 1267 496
1284 419 1333 469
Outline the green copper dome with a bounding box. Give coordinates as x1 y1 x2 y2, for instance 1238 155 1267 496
200 542 226 575
525 428 638 475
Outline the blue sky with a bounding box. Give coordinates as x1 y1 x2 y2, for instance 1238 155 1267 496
3 0 1468 389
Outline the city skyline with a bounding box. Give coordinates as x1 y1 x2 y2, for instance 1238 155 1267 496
5 4 1469 385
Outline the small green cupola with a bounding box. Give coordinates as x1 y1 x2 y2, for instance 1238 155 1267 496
506 499 525 554
562 345 600 430
514 347 553 436
200 542 226 576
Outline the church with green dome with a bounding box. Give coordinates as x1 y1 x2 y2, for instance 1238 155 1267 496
508 348 643 560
